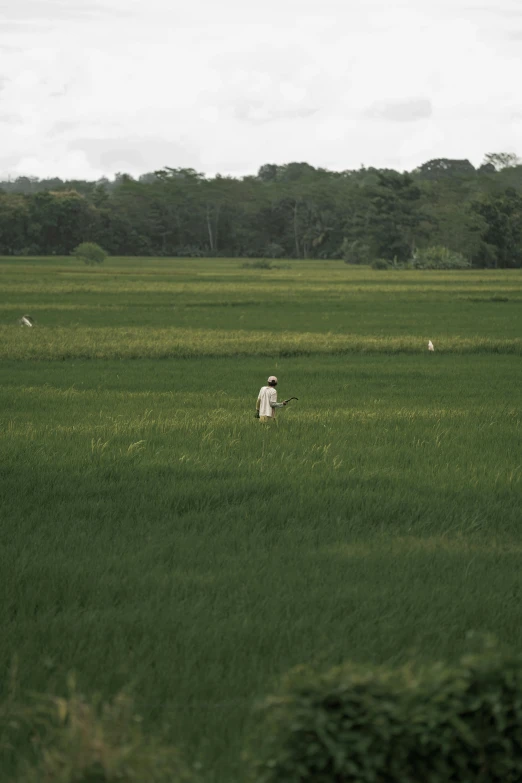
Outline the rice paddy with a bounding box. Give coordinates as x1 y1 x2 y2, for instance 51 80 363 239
1 257 521 781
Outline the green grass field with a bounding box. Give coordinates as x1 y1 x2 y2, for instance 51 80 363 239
1 257 521 781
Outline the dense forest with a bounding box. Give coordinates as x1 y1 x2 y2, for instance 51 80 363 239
1 152 522 266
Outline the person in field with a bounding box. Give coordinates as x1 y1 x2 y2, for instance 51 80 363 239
256 375 287 422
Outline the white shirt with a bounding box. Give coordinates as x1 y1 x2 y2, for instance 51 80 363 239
258 385 279 417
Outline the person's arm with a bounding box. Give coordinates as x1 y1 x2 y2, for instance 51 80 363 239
269 389 286 408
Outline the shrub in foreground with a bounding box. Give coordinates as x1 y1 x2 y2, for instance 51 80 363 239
71 241 108 266
5 683 191 782
248 652 522 783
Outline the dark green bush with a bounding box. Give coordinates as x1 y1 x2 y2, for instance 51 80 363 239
371 258 391 270
248 652 522 783
71 242 108 266
411 246 471 269
264 242 285 259
174 245 205 257
242 260 273 270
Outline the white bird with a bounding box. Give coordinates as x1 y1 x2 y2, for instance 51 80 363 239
428 340 434 351
19 315 34 327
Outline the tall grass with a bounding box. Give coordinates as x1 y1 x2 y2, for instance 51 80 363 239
1 326 520 359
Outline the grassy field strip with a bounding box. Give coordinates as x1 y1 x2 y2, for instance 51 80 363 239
2 279 522 294
1 326 520 359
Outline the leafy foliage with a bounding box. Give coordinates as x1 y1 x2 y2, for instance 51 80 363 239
471 188 522 268
341 239 371 265
0 154 522 265
411 246 471 269
249 651 522 783
364 171 424 261
72 242 108 266
264 242 285 259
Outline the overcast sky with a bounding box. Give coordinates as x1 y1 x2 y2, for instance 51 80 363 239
1 0 521 181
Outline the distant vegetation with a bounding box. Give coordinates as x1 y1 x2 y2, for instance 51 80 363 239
1 152 522 266
368 246 471 270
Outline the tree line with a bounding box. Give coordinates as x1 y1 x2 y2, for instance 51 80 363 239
1 152 522 266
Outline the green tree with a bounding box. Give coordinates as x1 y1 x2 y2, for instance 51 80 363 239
201 175 241 255
420 189 486 259
152 167 207 255
471 188 522 267
1 152 521 260
414 158 476 181
28 191 100 254
72 241 108 265
341 238 371 264
364 172 424 261
483 152 521 171
0 194 29 254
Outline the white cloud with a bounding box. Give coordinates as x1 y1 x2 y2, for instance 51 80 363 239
366 100 433 123
0 0 520 179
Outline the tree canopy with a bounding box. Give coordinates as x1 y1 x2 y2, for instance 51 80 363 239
1 153 521 266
